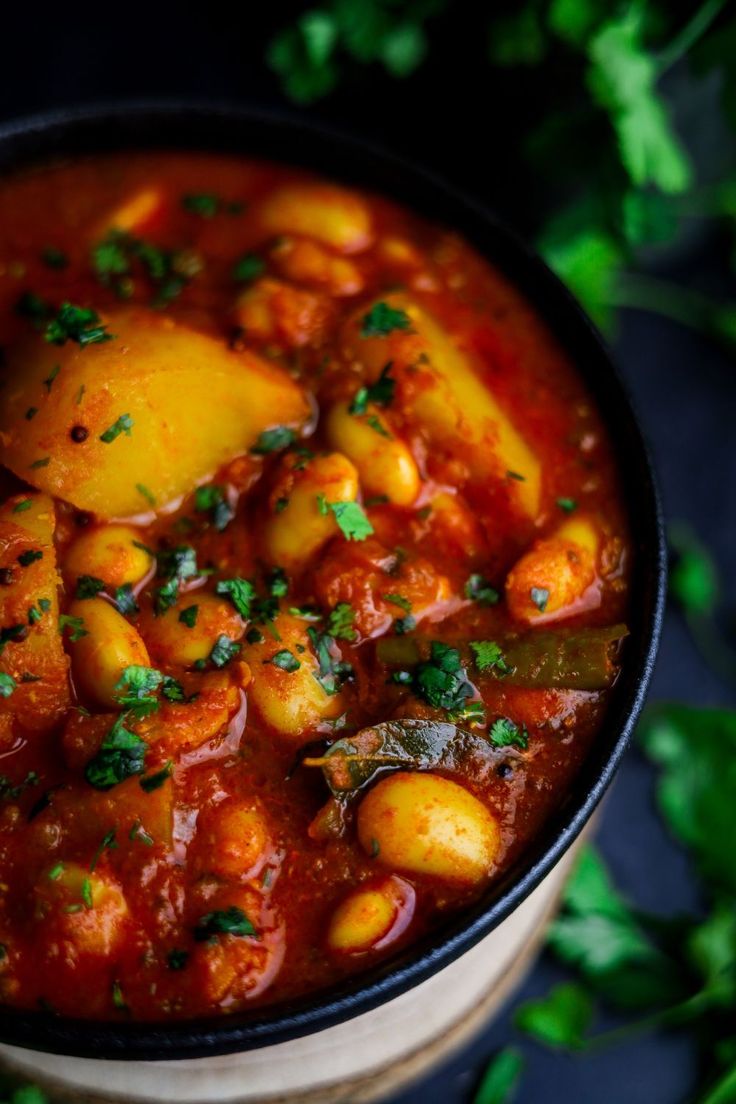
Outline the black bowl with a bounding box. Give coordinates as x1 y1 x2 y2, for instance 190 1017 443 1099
0 101 666 1060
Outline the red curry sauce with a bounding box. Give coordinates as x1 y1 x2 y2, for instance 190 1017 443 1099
0 152 630 1020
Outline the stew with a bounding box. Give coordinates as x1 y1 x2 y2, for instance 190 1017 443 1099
0 152 630 1020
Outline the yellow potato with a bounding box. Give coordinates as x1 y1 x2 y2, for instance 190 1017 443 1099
357 772 500 885
96 186 165 235
271 236 364 296
63 523 152 589
65 597 150 708
327 876 413 954
257 183 372 253
343 293 541 519
233 276 333 349
263 452 360 572
0 307 310 518
242 611 345 744
506 515 599 624
193 798 270 879
324 401 420 507
35 861 129 957
140 592 245 668
0 493 70 733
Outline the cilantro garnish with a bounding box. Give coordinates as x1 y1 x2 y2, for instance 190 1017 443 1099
307 626 353 695
140 760 173 792
114 584 138 615
59 614 88 642
557 497 578 513
99 413 134 444
251 426 297 454
209 635 241 668
216 578 255 619
360 302 412 337
179 605 199 628
17 550 42 567
182 194 243 218
89 828 118 873
45 303 113 347
194 906 257 942
136 483 156 507
232 252 265 283
328 500 374 541
327 602 356 642
464 574 500 606
392 641 474 714
154 545 199 614
12 500 32 513
530 586 550 612
167 949 189 970
84 713 148 790
489 717 528 749
0 673 16 699
265 649 301 672
267 567 289 598
114 665 163 719
470 641 514 675
195 484 235 531
75 575 106 600
349 362 396 415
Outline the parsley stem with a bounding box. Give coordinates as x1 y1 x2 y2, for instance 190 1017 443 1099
582 989 712 1054
657 0 728 75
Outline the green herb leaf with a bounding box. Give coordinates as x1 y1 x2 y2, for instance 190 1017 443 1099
266 649 301 672
360 302 412 337
84 713 148 790
194 906 257 941
251 426 297 454
216 577 255 619
75 574 106 600
473 1046 524 1104
45 302 113 347
328 500 374 541
489 717 528 749
349 362 396 414
470 641 514 675
327 602 357 641
515 982 594 1049
209 635 241 668
232 252 265 283
465 574 500 606
99 413 134 443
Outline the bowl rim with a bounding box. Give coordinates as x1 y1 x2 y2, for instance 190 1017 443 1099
0 99 667 1061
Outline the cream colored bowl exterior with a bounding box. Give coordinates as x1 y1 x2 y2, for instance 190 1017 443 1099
0 844 579 1104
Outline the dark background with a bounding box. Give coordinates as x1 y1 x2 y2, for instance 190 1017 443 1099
1 4 734 1101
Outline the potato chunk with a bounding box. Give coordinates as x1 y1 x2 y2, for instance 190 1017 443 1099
65 597 150 708
0 308 310 518
35 862 129 957
257 183 372 253
506 515 600 624
357 772 500 885
0 493 70 732
327 876 415 955
343 293 541 519
242 611 345 744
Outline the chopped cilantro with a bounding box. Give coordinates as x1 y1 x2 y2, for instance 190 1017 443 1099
75 574 106 600
267 567 289 598
43 363 60 392
17 549 42 567
162 676 187 703
45 303 113 347
182 194 242 218
29 457 50 469
251 426 297 454
556 497 578 513
349 362 396 415
114 584 139 615
59 614 88 642
232 252 265 283
114 665 163 718
0 673 16 699
383 593 412 613
266 649 301 672
465 574 500 606
167 949 189 970
327 602 357 641
360 302 412 337
179 605 199 628
470 641 515 675
12 500 32 513
195 484 235 531
84 713 148 790
140 760 173 792
328 500 374 541
136 483 156 507
89 828 118 872
216 577 255 619
307 626 354 695
489 717 528 749
209 635 241 668
530 586 550 612
99 413 134 443
194 906 257 942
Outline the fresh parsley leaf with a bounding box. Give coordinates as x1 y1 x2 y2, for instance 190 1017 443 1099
17 549 43 567
140 760 173 792
167 949 189 970
307 626 353 695
0 673 16 699
114 665 163 718
195 484 235 531
515 982 593 1050
59 614 87 642
179 605 199 628
473 1046 524 1104
556 497 578 513
360 302 412 337
114 583 139 615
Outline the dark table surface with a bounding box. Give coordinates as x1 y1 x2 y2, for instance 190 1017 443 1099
0 7 734 1100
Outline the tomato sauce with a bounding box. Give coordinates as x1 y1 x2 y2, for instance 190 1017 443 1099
0 152 630 1020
